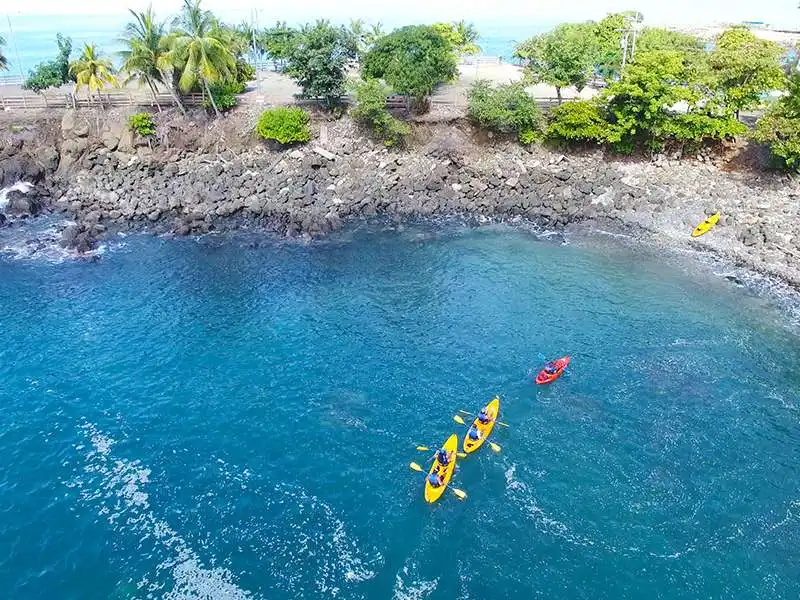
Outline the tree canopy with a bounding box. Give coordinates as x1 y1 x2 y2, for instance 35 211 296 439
516 23 598 102
432 21 481 55
284 20 357 108
362 25 458 108
70 43 119 97
709 27 785 117
22 34 73 93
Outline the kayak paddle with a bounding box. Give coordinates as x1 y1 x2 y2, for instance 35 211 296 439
416 446 466 458
458 410 510 427
410 462 424 472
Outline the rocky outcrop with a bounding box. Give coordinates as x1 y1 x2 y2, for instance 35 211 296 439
1 109 799 286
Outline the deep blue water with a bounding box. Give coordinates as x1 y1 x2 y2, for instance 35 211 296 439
1 223 800 600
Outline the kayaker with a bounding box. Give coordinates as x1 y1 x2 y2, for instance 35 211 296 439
478 408 492 424
427 472 444 487
436 448 452 466
467 425 482 441
544 361 558 375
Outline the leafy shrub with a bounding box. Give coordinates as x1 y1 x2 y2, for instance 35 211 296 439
546 99 616 145
467 80 542 143
128 112 156 137
256 107 311 144
350 78 411 147
203 82 240 113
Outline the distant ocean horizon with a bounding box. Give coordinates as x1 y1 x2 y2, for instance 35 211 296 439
0 13 545 79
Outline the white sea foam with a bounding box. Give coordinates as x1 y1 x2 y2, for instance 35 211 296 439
69 424 254 600
392 564 438 600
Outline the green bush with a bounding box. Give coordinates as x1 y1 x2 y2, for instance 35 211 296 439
256 107 311 144
128 112 156 137
467 80 542 144
234 59 255 86
350 78 411 147
546 100 616 145
203 82 240 113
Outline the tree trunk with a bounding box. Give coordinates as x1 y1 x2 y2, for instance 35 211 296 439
203 78 221 117
147 78 162 112
556 87 562 105
159 70 186 115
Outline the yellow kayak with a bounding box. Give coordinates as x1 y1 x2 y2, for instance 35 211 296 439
424 434 458 503
691 212 720 238
463 397 500 454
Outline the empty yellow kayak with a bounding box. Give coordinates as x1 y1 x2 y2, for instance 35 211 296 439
424 434 458 504
691 212 720 238
463 397 500 454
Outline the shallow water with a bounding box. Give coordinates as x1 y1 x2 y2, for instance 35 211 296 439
1 223 799 599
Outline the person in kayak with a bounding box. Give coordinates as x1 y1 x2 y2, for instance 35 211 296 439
543 361 558 375
478 408 493 424
427 472 444 487
467 425 482 441
436 448 452 466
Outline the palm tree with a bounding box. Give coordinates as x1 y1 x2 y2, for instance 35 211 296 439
70 43 119 107
0 34 8 71
119 7 165 111
165 0 236 116
454 20 481 55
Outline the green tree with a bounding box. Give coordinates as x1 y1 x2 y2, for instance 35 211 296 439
349 78 411 146
516 23 598 103
22 34 73 94
119 6 177 112
636 27 704 55
466 80 541 143
70 43 119 104
284 20 357 109
709 27 785 119
753 73 800 170
432 21 481 55
546 99 616 144
361 25 457 110
260 21 298 70
592 13 626 79
0 34 8 71
165 0 236 116
603 51 744 152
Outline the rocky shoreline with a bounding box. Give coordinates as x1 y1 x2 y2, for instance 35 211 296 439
1 108 799 287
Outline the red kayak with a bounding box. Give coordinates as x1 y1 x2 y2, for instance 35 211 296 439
535 356 571 385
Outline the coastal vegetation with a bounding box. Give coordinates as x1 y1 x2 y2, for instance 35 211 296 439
350 78 411 147
256 107 311 145
466 81 542 144
4 3 799 167
128 111 156 137
361 25 459 110
22 34 74 94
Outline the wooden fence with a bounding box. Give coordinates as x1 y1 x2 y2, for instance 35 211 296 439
0 91 205 110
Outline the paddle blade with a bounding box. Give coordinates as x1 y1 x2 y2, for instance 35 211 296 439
415 446 429 451
409 462 424 472
456 452 467 459
453 415 467 425
490 442 502 453
452 488 467 500
458 409 473 416
498 422 510 428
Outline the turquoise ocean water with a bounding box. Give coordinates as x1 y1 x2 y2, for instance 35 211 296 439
1 221 799 599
